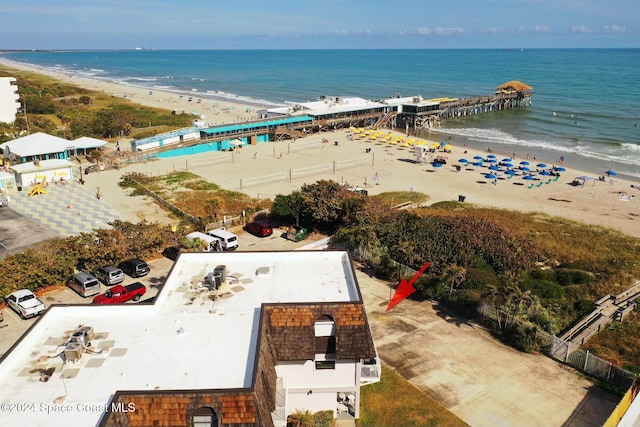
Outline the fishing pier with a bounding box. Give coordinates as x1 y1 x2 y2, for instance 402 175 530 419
131 81 532 153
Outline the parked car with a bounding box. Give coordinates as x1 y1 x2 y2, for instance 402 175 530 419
94 265 125 285
162 246 181 260
285 225 309 242
118 259 150 278
92 282 147 304
68 272 101 297
245 221 273 237
5 289 46 319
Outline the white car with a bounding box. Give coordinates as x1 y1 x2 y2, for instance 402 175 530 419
5 289 46 319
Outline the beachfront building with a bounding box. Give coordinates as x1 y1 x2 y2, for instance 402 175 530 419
0 132 107 164
0 251 380 427
0 77 21 124
10 158 74 189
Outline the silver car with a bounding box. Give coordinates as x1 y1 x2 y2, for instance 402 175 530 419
94 265 125 285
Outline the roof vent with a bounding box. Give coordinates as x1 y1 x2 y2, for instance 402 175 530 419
256 266 271 277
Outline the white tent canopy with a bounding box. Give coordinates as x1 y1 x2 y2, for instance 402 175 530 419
71 136 108 151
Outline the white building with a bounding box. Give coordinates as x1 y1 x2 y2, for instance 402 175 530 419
0 77 21 124
0 251 380 427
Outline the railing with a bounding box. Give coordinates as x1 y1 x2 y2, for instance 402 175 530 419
360 359 381 385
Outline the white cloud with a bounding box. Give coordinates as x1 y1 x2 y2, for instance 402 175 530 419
418 27 465 36
602 25 627 33
534 26 550 33
571 25 591 33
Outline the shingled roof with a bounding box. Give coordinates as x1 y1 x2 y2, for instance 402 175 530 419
263 303 377 361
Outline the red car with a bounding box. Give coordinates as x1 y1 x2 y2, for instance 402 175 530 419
245 221 273 237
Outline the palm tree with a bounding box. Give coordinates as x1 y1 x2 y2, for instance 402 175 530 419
443 263 467 298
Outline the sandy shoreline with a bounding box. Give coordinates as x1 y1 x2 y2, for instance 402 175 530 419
2 59 639 238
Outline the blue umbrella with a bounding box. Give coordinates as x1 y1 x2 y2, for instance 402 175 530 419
520 161 530 166
473 155 484 160
504 170 516 176
487 154 497 159
458 158 469 163
520 166 530 172
486 158 497 163
433 162 443 168
523 175 535 180
502 158 512 163
472 162 484 167
536 163 548 168
606 170 617 176
489 165 500 171
553 166 566 172
540 170 551 176
440 141 446 146
485 173 497 179
503 162 514 168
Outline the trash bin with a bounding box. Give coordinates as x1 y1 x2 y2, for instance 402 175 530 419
458 195 466 202
17 186 22 192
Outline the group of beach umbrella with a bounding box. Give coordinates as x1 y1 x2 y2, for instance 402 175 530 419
349 127 437 148
457 155 568 182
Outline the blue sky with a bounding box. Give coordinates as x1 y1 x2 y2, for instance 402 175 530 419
1 0 637 49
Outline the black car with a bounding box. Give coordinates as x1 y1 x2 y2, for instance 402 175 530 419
162 246 181 261
118 259 150 278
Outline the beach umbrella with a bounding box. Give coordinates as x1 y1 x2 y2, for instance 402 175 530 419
485 173 497 180
606 170 617 176
504 170 516 176
536 163 547 168
487 154 497 159
472 162 484 167
520 166 530 172
489 165 500 171
520 161 530 166
458 158 469 164
473 155 484 160
503 162 513 168
554 166 566 172
502 158 512 163
540 170 551 176
433 162 443 169
486 158 497 163
523 175 535 180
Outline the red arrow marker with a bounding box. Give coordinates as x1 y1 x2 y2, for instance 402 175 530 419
386 262 430 311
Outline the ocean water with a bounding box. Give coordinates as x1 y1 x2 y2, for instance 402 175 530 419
2 49 638 179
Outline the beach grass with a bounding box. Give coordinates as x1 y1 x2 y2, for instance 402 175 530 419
357 363 469 427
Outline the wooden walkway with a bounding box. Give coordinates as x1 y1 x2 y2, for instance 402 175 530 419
560 281 640 346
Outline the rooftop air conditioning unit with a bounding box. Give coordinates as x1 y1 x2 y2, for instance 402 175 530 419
64 342 83 362
78 325 95 341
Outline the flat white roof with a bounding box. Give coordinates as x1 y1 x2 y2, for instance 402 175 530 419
0 251 360 426
10 159 74 173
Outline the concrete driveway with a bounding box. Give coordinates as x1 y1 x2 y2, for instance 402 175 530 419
354 265 619 427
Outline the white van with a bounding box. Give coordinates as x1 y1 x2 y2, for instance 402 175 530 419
185 231 220 252
206 227 238 251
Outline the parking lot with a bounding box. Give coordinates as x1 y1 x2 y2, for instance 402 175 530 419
0 225 317 357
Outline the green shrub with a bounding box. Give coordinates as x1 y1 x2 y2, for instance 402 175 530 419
555 268 594 285
314 410 333 427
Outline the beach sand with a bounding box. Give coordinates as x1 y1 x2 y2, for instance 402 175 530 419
3 59 639 238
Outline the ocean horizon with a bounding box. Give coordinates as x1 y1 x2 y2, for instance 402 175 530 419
1 48 638 180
